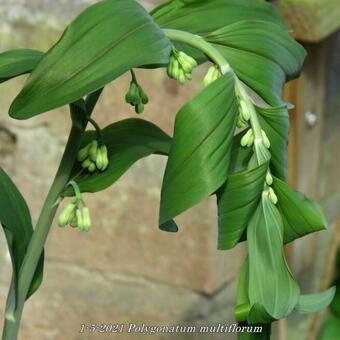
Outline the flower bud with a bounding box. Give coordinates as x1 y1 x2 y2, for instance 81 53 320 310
135 103 144 114
81 207 91 232
265 171 273 186
100 145 109 171
77 144 90 162
81 158 92 169
138 85 149 105
268 187 278 205
178 69 186 85
76 208 83 229
89 140 98 161
88 162 96 172
95 149 104 170
239 100 251 121
240 129 254 147
261 130 271 149
58 203 76 227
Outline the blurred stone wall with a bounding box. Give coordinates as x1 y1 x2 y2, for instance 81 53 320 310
0 1 245 339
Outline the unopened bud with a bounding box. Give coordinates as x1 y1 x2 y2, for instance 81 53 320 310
265 171 273 186
88 140 98 161
77 144 90 162
241 129 254 147
261 130 271 149
268 187 278 204
58 203 76 227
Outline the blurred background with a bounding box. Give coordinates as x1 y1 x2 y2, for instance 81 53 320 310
0 0 339 339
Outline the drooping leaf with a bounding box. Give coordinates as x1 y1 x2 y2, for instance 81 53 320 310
0 167 44 301
256 105 290 181
295 287 336 314
217 162 268 250
64 118 171 195
10 0 171 119
273 177 327 243
0 49 43 84
247 195 300 323
159 73 238 225
152 1 306 106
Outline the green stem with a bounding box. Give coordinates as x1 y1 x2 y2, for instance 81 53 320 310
163 28 267 164
86 117 105 146
163 29 231 74
2 111 89 340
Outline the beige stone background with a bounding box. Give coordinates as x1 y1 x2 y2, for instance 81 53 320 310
0 1 339 340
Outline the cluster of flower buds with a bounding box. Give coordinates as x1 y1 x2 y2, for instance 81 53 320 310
125 80 149 114
240 128 254 147
237 99 251 128
77 140 109 172
263 186 278 205
167 49 197 85
203 65 222 87
58 201 92 232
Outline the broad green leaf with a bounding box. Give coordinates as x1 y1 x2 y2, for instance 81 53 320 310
295 287 336 314
64 118 171 195
217 162 268 250
273 177 327 243
256 105 290 181
159 73 238 225
319 317 340 340
0 167 44 301
0 49 43 84
204 21 306 106
247 195 300 323
152 0 287 34
235 258 251 322
10 0 171 119
152 1 305 106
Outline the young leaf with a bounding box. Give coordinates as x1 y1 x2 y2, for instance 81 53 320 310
0 167 44 301
0 49 43 84
159 73 238 225
256 105 290 181
217 162 268 250
9 0 171 119
247 194 300 323
273 177 327 243
295 287 336 314
64 118 171 195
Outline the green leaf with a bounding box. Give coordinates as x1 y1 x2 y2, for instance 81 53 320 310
273 177 327 243
295 287 336 314
247 194 300 323
159 220 178 233
217 162 268 250
204 20 305 106
152 1 305 106
256 105 290 181
0 49 43 84
64 118 171 195
319 317 340 340
10 0 171 119
159 73 238 225
0 167 44 301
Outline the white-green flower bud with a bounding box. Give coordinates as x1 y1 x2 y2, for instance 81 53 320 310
203 66 221 87
81 207 91 232
178 51 197 70
265 171 273 186
89 140 98 161
76 208 83 229
81 158 92 169
100 145 109 171
96 149 104 170
58 203 76 227
239 100 251 121
172 59 180 80
240 129 254 147
178 69 186 85
268 187 278 205
88 162 96 173
77 144 90 162
261 130 271 149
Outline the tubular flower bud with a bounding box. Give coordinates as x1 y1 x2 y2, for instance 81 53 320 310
77 144 90 162
95 150 104 170
265 171 274 186
203 65 221 87
239 100 251 121
81 158 92 169
240 129 254 147
89 140 98 161
261 129 271 149
76 208 83 229
80 207 92 232
100 145 109 171
58 203 76 228
268 187 278 205
125 79 149 113
88 162 96 173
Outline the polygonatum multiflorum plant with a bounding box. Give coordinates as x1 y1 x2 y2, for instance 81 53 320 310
0 0 336 339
